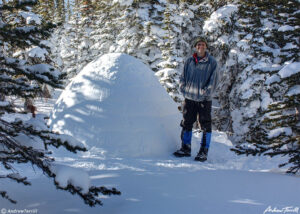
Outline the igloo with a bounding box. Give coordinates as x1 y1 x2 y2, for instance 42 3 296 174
50 53 181 158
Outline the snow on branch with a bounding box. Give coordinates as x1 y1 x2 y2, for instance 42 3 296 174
0 0 121 206
50 164 121 206
0 0 37 10
1 56 64 92
0 116 121 205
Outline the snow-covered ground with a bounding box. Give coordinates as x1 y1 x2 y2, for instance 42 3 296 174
1 54 299 214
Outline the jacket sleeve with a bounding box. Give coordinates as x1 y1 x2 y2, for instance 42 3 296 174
204 60 218 96
179 59 189 94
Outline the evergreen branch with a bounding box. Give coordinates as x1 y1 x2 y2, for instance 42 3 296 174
0 22 56 46
265 148 300 158
0 0 37 11
0 77 39 98
0 104 16 114
54 184 121 207
1 57 64 89
0 191 17 204
1 118 121 205
0 0 120 207
0 118 85 153
230 146 266 156
276 151 300 174
7 173 31 186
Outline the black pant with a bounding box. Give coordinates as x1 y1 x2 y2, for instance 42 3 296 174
180 99 212 132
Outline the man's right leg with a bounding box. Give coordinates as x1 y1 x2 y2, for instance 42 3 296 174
174 99 197 157
195 101 212 162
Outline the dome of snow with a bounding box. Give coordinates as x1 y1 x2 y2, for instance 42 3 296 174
50 53 181 158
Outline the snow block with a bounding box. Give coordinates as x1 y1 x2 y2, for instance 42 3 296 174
49 53 181 158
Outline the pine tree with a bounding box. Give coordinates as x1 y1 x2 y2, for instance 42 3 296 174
0 0 120 205
233 62 300 173
226 0 300 173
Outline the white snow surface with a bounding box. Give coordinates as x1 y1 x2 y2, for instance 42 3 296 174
27 46 48 61
278 62 300 78
287 85 300 96
19 11 42 25
0 101 9 106
1 54 299 214
50 53 181 158
203 4 238 33
265 74 280 85
278 25 295 32
268 127 292 139
112 0 133 6
50 164 90 194
261 90 273 110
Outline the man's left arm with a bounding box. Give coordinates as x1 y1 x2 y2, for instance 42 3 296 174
204 61 218 97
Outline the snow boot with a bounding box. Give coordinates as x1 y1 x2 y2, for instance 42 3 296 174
173 130 192 157
194 132 211 162
173 143 191 157
194 147 208 162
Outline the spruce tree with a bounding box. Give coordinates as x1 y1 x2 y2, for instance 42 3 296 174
0 0 120 205
226 0 300 174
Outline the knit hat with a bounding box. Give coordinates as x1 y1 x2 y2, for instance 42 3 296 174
193 37 208 47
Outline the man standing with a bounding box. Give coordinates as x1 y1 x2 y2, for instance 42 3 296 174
174 37 218 162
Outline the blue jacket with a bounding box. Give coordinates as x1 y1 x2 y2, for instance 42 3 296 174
179 52 218 101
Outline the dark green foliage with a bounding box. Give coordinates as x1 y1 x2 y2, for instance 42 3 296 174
0 0 120 205
216 0 300 174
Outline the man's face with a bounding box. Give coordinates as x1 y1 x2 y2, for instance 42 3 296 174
195 41 207 56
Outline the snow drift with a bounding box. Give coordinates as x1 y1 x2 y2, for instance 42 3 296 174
49 53 181 158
